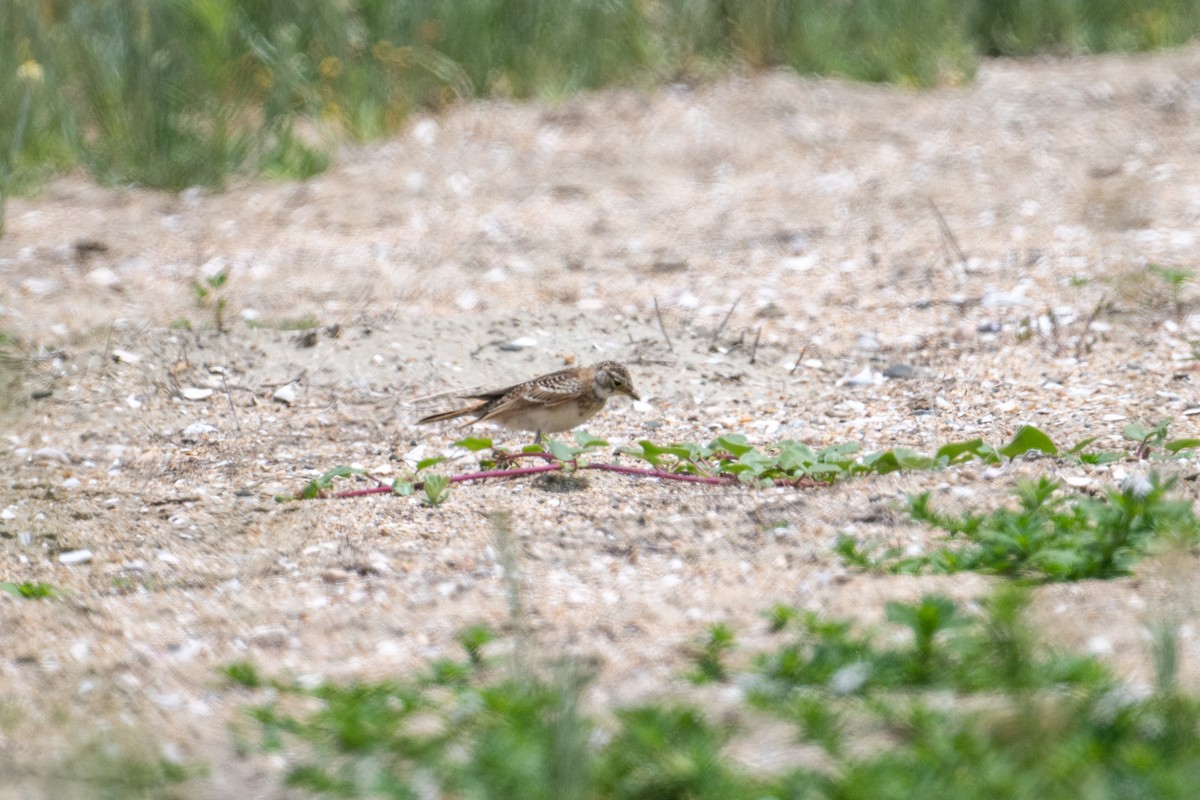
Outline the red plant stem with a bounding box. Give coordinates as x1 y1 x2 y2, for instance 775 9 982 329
450 464 563 482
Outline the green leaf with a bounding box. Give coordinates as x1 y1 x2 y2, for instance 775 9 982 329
999 425 1058 459
415 456 447 472
817 442 861 463
1165 438 1200 453
777 440 818 471
316 465 364 486
297 465 364 499
454 436 494 452
935 438 990 463
805 462 846 477
1123 423 1151 442
864 448 935 474
1065 437 1098 455
626 440 683 467
710 434 753 457
1075 450 1124 465
736 448 775 476
392 480 414 496
547 438 580 462
573 430 609 449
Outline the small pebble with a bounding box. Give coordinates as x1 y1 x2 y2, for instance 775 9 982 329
111 349 141 363
86 267 120 289
180 422 218 439
33 447 71 466
837 367 879 387
249 625 289 648
272 384 298 405
59 549 94 565
499 336 538 351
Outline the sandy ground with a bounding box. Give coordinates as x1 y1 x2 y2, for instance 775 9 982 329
3 46 1200 796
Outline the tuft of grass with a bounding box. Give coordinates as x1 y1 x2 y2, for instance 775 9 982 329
722 0 976 86
969 0 1200 55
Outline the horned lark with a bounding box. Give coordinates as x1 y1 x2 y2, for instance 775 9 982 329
418 360 639 440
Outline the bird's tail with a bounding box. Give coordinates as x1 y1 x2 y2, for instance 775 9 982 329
417 404 485 426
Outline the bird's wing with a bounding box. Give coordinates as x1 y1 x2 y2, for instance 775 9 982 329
472 368 585 408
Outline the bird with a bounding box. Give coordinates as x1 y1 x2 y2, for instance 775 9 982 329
418 361 639 442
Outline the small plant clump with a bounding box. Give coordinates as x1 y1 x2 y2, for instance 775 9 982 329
191 270 229 332
838 473 1199 582
1123 417 1200 460
686 623 736 684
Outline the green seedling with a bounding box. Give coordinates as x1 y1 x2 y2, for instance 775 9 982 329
192 270 229 332
287 465 366 501
421 474 451 506
221 661 265 689
1150 264 1195 316
457 625 495 668
762 604 799 633
687 623 736 684
1123 417 1200 460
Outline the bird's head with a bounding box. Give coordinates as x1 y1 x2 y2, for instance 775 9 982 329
594 361 640 401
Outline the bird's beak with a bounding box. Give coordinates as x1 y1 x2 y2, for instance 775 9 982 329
627 388 641 401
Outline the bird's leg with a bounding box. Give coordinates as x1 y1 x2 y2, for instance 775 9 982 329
534 430 545 448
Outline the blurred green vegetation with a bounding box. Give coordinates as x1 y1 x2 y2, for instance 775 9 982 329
228 591 1200 799
1 0 1198 195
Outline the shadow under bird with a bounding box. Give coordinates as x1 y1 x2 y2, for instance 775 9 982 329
418 360 639 441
